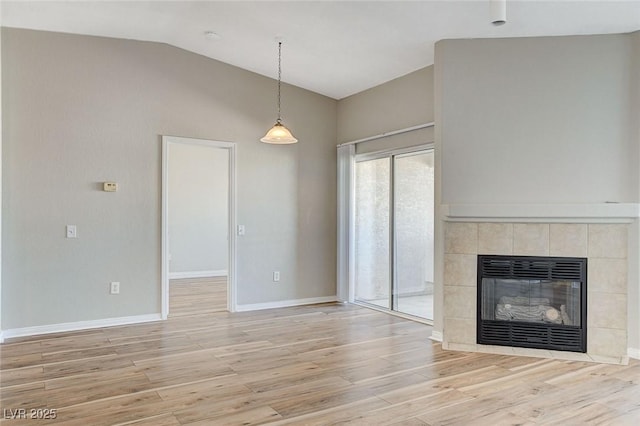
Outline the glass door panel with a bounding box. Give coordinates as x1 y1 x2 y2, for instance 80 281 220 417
354 158 391 309
393 151 435 320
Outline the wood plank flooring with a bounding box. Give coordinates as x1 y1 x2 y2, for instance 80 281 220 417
1 301 639 425
169 277 227 317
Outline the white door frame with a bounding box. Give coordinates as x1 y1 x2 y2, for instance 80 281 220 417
161 136 237 318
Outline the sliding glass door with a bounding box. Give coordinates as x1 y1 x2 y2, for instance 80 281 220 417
354 157 391 309
354 148 434 321
393 152 435 319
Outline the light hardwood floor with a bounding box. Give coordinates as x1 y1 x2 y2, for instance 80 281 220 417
1 301 639 425
169 277 228 317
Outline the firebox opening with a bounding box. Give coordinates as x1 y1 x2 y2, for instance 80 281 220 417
477 255 587 353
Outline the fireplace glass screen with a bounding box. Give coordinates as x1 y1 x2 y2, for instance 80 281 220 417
481 278 581 326
477 255 587 352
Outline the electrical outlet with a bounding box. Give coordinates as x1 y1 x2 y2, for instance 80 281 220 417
110 282 120 295
273 271 280 282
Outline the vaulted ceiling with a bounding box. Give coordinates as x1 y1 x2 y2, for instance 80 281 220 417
2 1 639 99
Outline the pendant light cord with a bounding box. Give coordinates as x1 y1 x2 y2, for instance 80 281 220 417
260 40 297 143
277 41 282 122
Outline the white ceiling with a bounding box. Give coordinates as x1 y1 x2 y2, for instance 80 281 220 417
2 0 640 99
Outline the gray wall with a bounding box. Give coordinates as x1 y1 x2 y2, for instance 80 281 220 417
634 31 640 201
435 32 640 351
630 31 640 352
2 28 337 329
168 143 228 275
0 15 3 334
337 67 434 147
436 34 637 205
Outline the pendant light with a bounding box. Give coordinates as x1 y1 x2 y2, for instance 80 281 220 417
261 42 298 144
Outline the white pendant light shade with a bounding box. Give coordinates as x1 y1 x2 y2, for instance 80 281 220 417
261 41 298 144
261 119 298 144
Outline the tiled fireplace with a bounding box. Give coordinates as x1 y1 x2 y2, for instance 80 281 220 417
443 221 629 364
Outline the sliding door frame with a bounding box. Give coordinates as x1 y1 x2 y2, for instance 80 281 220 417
351 143 434 323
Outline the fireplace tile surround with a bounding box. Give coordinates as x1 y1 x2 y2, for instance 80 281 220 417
443 221 630 365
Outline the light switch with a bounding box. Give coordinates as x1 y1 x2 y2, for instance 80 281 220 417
238 225 245 236
103 182 118 192
66 225 77 239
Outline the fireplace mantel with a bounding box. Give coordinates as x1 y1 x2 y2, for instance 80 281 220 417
442 203 640 223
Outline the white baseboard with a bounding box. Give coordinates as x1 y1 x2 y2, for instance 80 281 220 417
235 296 337 312
0 314 162 342
429 330 443 342
628 347 640 360
169 270 227 279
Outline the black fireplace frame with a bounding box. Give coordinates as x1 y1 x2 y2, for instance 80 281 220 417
477 255 587 353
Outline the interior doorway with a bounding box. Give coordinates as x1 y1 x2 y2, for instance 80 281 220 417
353 147 434 321
161 136 237 319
